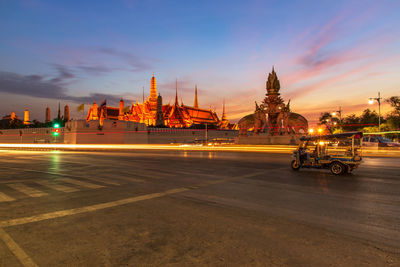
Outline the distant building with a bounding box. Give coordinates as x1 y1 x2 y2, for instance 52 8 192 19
45 107 51 123
86 74 228 128
0 111 23 129
64 105 70 122
23 109 30 125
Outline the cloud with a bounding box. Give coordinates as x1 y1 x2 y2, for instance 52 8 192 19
95 47 152 72
0 71 126 105
50 64 75 83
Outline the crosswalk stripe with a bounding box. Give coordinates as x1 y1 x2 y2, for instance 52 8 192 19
34 181 79 193
62 178 104 189
8 183 48 197
0 192 15 202
110 176 144 183
82 177 120 186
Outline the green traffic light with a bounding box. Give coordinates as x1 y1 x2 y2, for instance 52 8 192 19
54 123 60 128
53 132 59 136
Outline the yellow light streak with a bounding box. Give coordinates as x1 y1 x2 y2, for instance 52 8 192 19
0 143 399 157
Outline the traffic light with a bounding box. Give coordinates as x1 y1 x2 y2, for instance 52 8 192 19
52 123 60 136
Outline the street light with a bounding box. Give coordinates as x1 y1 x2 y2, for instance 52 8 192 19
331 106 342 125
368 92 382 129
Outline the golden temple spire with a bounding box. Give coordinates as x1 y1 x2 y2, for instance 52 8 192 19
222 99 227 121
150 73 157 104
175 78 179 106
194 84 199 108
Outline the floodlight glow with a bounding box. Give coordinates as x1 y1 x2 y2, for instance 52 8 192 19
368 99 374 105
308 129 314 134
318 128 323 133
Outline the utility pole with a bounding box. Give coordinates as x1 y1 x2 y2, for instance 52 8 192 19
331 107 342 125
369 92 382 129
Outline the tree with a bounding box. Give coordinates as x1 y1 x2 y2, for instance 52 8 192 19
386 96 400 114
385 96 400 130
342 114 361 131
318 112 339 133
359 109 381 126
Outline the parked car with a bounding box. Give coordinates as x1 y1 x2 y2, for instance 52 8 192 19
362 135 400 147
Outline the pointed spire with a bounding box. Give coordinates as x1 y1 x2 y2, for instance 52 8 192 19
194 84 199 108
222 99 226 121
57 102 61 120
175 78 179 106
150 73 157 103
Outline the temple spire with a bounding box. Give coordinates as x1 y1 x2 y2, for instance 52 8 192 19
175 78 179 106
222 99 226 121
57 102 61 120
149 73 157 104
194 84 199 108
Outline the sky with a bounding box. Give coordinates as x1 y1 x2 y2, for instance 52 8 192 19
0 0 399 123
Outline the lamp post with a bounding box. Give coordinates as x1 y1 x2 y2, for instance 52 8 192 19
331 106 342 125
368 92 382 129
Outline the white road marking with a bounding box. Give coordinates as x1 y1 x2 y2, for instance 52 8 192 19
62 178 104 189
81 176 120 186
7 183 48 198
0 171 265 228
34 181 79 193
0 187 188 228
0 192 15 202
0 228 38 267
112 176 144 183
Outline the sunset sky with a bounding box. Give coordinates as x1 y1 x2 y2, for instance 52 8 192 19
1 0 399 123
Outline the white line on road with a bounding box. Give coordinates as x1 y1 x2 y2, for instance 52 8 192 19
0 192 15 202
0 187 188 228
62 178 104 189
81 176 120 186
0 171 264 228
34 181 79 193
0 228 38 267
7 183 48 198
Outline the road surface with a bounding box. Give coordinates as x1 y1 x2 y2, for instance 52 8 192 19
0 149 399 266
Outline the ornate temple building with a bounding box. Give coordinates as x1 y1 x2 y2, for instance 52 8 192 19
86 74 229 128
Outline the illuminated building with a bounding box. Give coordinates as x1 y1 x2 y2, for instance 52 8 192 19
23 109 30 125
64 105 70 122
86 74 227 128
45 107 51 123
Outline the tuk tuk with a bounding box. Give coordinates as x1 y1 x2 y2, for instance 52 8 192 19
291 131 363 175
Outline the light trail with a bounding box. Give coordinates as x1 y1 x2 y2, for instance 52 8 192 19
0 143 294 153
0 143 399 157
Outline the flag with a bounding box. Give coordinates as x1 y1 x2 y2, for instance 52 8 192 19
76 104 85 112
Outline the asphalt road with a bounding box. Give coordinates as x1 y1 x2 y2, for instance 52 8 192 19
0 149 399 266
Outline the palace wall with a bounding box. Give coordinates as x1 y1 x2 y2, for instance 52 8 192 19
147 128 237 144
64 120 148 144
0 120 237 144
0 127 61 143
235 134 300 145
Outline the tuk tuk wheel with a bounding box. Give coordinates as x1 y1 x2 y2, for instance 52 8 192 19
330 162 345 175
291 160 301 171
